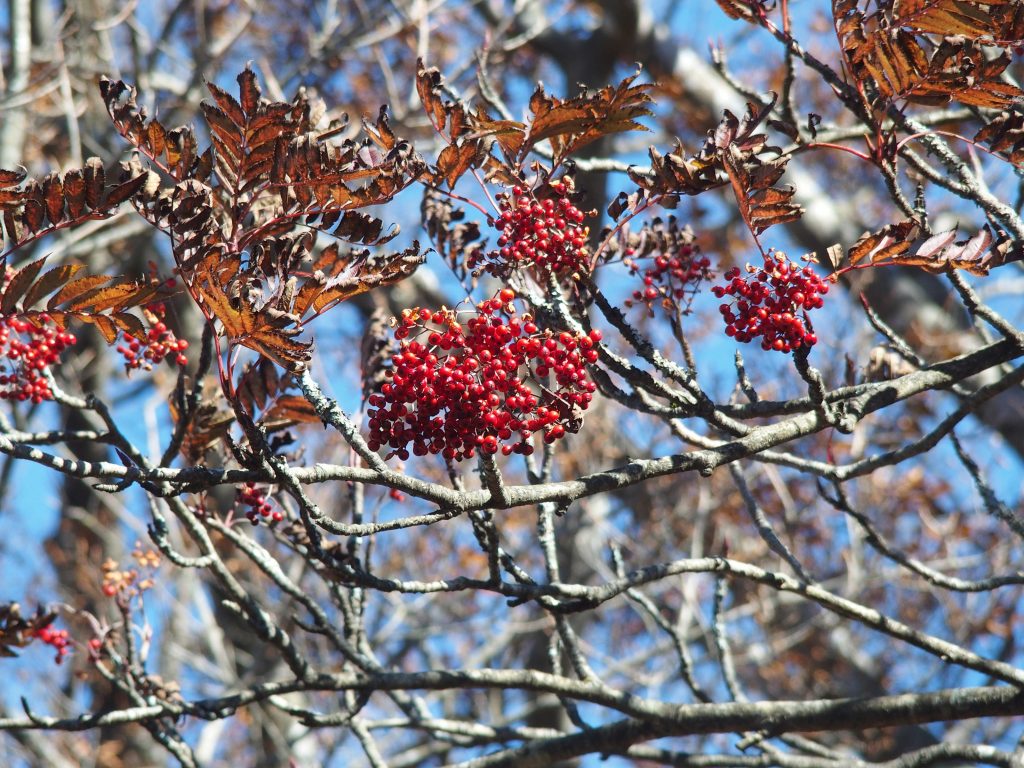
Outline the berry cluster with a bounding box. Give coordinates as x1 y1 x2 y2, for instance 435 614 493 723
101 559 134 597
624 243 713 313
0 315 76 403
237 482 283 524
100 546 160 600
367 290 600 462
32 623 71 665
470 181 593 277
116 304 188 373
712 252 828 352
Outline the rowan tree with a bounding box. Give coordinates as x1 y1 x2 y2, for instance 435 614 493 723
1 2 1024 767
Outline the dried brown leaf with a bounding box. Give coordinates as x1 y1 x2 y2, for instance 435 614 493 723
78 312 119 343
62 278 153 314
975 111 1024 167
893 0 1009 39
110 311 147 339
416 60 449 132
84 158 105 209
23 263 84 310
437 142 483 188
0 169 26 187
264 395 320 427
22 199 44 233
103 174 149 209
848 221 920 266
63 168 86 219
42 174 64 226
207 81 246 128
1 258 47 314
237 65 261 115
360 306 391 403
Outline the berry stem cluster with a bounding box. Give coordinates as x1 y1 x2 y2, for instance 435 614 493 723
712 252 828 353
116 304 188 373
0 314 76 402
367 290 600 462
470 181 593 278
624 242 713 314
32 622 71 665
101 552 157 599
237 482 282 524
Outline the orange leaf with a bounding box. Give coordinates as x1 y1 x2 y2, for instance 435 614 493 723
23 263 84 310
1 257 47 314
48 275 113 309
437 142 482 188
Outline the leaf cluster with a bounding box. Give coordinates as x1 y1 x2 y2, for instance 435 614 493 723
0 256 172 342
833 220 1013 275
599 215 699 263
614 95 801 238
416 61 654 188
98 66 428 369
0 67 430 373
0 159 153 266
834 0 1024 110
420 189 483 282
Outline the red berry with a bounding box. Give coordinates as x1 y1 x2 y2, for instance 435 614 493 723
116 304 188 374
0 305 77 403
366 300 596 462
237 484 279 523
469 181 593 278
32 622 71 665
713 252 826 354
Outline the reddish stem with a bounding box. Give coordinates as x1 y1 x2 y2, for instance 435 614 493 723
791 141 873 163
423 182 492 218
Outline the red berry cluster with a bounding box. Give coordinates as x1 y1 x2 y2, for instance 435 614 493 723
367 290 600 462
116 304 188 373
470 181 592 277
32 622 71 665
237 482 283 524
712 252 828 352
624 243 713 313
0 315 76 402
